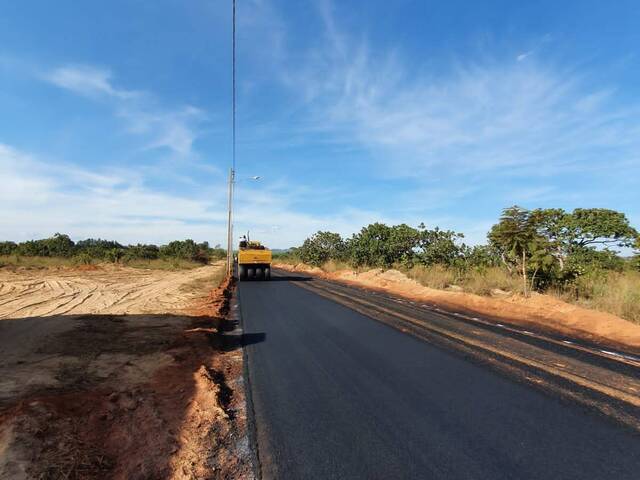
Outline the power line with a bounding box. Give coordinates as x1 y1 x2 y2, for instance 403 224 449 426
232 0 236 172
227 0 237 275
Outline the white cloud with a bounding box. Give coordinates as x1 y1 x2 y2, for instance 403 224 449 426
44 65 205 157
46 65 138 99
0 143 224 242
516 51 533 62
0 143 394 247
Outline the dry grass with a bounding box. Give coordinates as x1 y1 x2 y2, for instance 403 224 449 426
0 255 205 271
271 255 299 266
322 259 359 273
554 270 640 325
180 264 227 295
0 255 76 269
405 265 522 295
124 258 203 270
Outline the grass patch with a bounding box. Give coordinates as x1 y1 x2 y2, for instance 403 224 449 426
180 265 227 295
124 258 204 270
404 265 522 295
322 259 356 273
272 255 299 266
0 255 76 269
0 255 207 271
554 270 640 325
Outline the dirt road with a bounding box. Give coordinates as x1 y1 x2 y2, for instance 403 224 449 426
0 263 252 480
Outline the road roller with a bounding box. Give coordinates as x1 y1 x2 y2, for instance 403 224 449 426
237 237 272 281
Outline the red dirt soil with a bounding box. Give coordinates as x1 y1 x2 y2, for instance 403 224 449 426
0 275 253 480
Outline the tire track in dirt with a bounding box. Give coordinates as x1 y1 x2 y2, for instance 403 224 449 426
0 264 222 318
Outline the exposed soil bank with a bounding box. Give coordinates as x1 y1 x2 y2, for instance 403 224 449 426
0 264 252 479
275 263 640 354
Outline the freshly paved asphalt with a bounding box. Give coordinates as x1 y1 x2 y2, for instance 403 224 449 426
239 273 640 480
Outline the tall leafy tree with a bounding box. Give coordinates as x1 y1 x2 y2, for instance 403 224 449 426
416 224 466 267
531 208 638 273
633 237 640 271
348 223 419 268
488 206 541 297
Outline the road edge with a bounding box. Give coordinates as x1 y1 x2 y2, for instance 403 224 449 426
234 283 264 480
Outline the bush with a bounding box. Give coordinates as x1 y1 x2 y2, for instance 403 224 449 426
72 252 93 265
0 234 218 266
416 225 467 267
348 223 420 268
299 231 346 266
160 240 211 264
0 241 17 255
75 238 124 259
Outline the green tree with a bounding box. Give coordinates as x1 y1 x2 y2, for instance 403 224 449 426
465 244 501 269
489 206 541 297
0 241 17 255
15 233 75 257
531 208 638 270
76 238 124 259
46 233 75 257
127 244 160 260
160 240 210 263
633 238 640 271
299 231 346 266
416 224 466 267
348 223 419 268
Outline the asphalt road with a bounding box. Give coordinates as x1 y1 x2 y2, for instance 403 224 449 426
239 272 640 480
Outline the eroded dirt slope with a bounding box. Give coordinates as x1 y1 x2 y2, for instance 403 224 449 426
0 264 252 480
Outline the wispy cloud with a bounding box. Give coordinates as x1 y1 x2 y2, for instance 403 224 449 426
46 65 138 99
44 65 206 157
0 143 224 241
0 143 391 247
276 5 640 182
516 51 533 62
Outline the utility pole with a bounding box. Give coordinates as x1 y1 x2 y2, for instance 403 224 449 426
226 0 237 277
226 167 235 275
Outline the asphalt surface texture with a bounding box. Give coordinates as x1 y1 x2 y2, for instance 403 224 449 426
239 270 640 480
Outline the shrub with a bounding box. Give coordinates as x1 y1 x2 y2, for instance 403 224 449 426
72 252 93 265
0 241 17 255
299 231 346 266
160 240 211 264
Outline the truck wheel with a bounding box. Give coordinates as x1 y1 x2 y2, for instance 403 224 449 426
247 268 255 280
264 267 271 280
239 265 247 281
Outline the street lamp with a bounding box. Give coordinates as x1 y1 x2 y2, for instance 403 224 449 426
226 171 261 276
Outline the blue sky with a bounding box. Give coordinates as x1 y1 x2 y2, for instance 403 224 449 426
1 0 639 248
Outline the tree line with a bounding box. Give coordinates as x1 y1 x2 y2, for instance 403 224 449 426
289 207 639 297
0 234 226 265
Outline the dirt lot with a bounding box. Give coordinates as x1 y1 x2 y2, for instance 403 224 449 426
0 263 253 480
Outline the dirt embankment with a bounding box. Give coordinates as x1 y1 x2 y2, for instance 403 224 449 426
275 263 640 353
0 264 252 480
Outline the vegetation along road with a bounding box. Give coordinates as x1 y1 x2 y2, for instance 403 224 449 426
240 270 640 479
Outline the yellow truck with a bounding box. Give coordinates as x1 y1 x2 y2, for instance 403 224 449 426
237 239 272 280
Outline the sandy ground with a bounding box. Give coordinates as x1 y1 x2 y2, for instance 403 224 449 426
0 264 218 319
276 263 640 353
0 263 253 480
